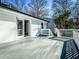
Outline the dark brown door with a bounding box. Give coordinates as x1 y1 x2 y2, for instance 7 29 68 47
24 20 28 37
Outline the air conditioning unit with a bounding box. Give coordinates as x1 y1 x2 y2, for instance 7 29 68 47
39 29 53 37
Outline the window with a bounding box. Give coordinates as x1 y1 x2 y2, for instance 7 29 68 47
41 23 44 29
46 23 48 28
17 20 23 36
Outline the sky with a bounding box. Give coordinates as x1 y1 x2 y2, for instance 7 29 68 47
1 0 77 17
24 0 77 8
1 0 77 9
8 0 52 8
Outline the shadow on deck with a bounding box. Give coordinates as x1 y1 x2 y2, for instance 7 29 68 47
61 39 79 59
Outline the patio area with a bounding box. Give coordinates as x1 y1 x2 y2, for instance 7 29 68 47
0 37 79 59
0 37 63 59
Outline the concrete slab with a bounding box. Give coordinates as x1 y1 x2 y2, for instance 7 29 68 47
0 38 64 59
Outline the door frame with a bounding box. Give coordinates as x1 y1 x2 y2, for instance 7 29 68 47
24 20 30 37
16 17 31 38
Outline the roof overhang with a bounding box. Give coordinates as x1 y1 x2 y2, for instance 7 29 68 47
0 3 49 22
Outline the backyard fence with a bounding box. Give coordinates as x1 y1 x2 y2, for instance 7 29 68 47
59 29 79 49
59 29 76 37
73 30 79 49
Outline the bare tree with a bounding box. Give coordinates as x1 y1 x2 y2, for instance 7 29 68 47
22 5 29 14
27 0 49 18
72 0 79 21
15 0 23 11
1 0 17 9
52 0 73 16
15 0 29 13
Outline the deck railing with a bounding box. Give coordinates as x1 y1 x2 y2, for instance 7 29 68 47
59 29 79 49
59 29 77 37
73 30 79 49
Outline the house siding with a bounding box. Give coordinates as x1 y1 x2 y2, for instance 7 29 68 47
30 18 47 37
0 7 48 43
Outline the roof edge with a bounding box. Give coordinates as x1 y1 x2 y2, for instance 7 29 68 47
0 3 49 22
